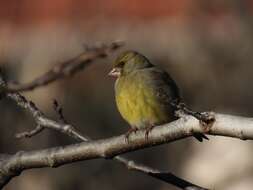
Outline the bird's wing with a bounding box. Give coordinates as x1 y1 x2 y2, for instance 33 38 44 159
139 67 181 106
139 67 208 142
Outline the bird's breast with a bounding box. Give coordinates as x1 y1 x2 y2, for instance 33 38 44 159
115 75 170 128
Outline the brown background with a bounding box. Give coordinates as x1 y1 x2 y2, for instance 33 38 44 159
1 1 253 190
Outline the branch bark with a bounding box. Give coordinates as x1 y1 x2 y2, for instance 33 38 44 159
6 92 207 190
1 111 253 188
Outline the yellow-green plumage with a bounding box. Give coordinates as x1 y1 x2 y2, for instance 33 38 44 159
115 69 173 128
112 51 180 129
110 51 208 141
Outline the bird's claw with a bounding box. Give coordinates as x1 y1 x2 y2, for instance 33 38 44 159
145 125 154 140
124 127 138 143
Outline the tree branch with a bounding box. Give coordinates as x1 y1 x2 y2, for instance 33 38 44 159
0 42 252 190
0 43 252 189
1 108 253 188
0 46 207 190
15 125 43 138
2 41 124 93
8 92 207 190
0 115 202 188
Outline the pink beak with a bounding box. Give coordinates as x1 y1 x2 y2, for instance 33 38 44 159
108 68 121 77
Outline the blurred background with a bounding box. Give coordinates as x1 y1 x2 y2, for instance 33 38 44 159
1 0 253 189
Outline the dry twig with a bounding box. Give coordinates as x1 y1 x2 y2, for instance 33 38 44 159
3 41 124 93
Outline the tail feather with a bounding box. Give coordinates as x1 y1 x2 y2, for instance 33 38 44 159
193 133 209 142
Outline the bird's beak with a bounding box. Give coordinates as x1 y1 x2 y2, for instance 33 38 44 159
108 68 121 77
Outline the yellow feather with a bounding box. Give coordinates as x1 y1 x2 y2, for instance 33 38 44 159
115 72 169 128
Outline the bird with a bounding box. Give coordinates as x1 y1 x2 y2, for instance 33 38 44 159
109 50 207 142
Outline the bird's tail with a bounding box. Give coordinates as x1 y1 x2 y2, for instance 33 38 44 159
171 100 210 142
193 133 209 142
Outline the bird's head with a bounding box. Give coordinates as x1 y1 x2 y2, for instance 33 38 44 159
108 51 153 77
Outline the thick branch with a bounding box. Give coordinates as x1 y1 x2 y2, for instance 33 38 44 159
1 112 253 188
3 41 123 93
9 93 206 190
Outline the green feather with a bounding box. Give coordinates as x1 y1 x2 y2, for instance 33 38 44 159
114 51 180 129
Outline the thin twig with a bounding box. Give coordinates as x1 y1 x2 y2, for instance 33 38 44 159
15 125 43 138
53 99 68 124
3 41 124 93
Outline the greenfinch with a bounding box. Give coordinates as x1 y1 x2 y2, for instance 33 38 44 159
109 51 206 141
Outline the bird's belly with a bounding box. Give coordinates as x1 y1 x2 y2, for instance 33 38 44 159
116 82 170 128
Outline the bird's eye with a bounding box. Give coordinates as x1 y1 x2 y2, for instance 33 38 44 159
117 61 125 68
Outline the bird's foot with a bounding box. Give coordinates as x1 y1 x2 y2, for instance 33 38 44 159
125 127 138 143
145 125 154 140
